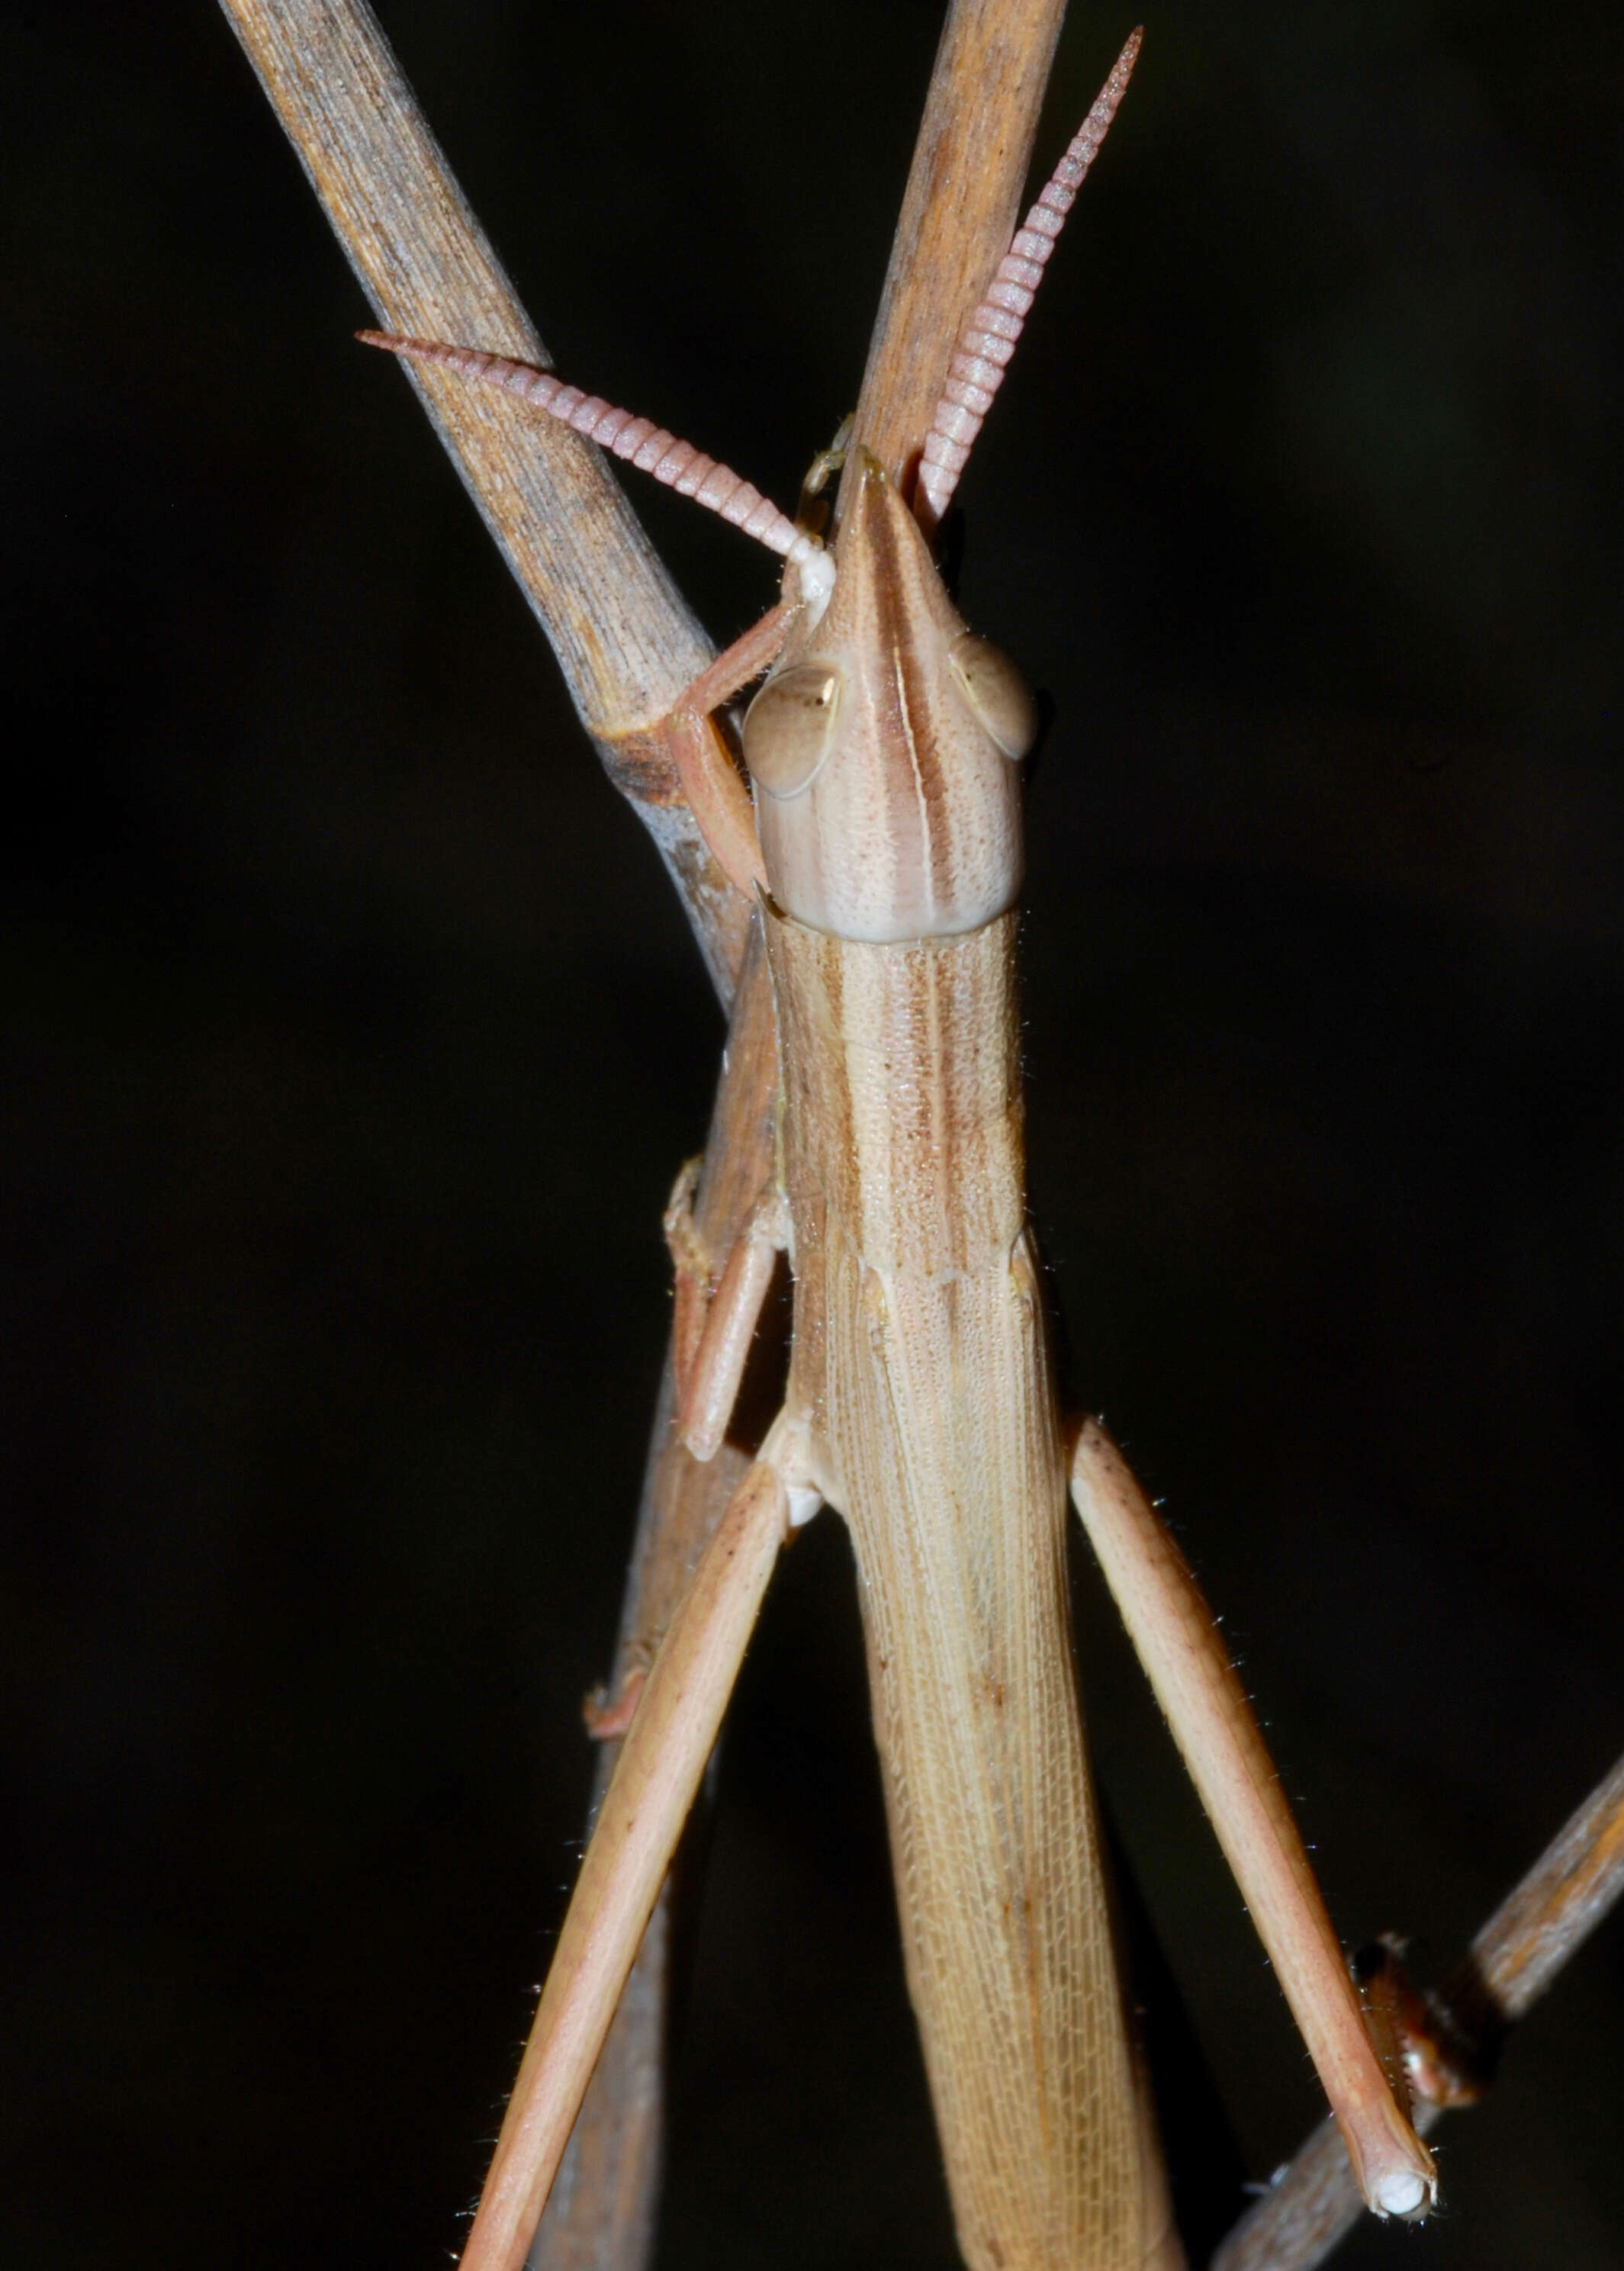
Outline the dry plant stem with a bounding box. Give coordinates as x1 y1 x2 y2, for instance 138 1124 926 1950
916 27 1142 527
1467 1741 1624 2022
212 7 766 2262
462 1452 791 2271
211 12 769 2270
532 919 778 2270
1210 1746 1624 2271
1069 1423 1435 2221
843 0 1071 497
217 0 748 996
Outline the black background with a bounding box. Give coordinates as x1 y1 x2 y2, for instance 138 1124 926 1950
6 4 1623 2266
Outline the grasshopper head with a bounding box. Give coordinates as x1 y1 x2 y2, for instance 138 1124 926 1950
741 452 1034 942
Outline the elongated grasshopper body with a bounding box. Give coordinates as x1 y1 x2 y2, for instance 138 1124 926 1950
754 459 1163 2266
353 24 1442 2264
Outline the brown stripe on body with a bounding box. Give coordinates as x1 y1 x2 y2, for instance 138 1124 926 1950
865 479 954 930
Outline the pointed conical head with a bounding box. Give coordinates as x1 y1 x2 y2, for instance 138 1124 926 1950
741 453 1034 942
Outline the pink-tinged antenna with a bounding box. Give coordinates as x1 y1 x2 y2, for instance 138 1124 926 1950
357 333 835 600
915 27 1142 529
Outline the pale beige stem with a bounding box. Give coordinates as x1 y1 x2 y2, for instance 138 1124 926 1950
461 1449 789 2271
1211 1745 1624 2271
216 0 748 997
1069 1420 1436 2222
844 0 1072 499
1468 1740 1624 2023
533 916 778 2267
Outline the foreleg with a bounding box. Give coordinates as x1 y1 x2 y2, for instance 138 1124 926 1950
663 1172 788 1463
657 598 800 900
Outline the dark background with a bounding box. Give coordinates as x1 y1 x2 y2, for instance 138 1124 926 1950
5 2 1622 2265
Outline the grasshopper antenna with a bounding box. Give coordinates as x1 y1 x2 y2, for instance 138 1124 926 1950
915 27 1142 531
357 333 835 600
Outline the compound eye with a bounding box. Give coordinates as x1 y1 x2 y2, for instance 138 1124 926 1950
947 633 1037 761
741 662 844 799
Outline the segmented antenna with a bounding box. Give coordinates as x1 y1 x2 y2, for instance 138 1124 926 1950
357 333 834 599
915 27 1143 528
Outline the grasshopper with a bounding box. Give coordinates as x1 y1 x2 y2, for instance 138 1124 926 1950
352 24 1440 2268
